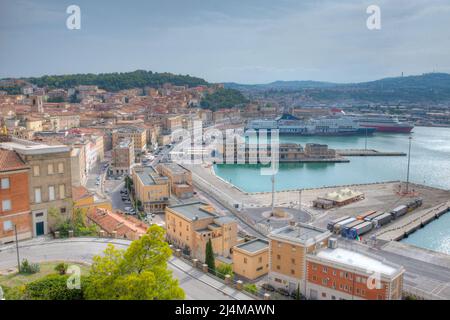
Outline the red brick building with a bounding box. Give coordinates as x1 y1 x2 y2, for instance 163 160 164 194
0 149 32 244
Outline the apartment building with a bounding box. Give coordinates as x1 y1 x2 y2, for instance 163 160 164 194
306 246 404 300
156 163 193 199
112 127 146 158
132 166 169 213
268 223 331 294
163 115 183 134
232 239 269 280
0 138 72 236
0 149 32 243
165 202 238 261
70 146 87 187
110 138 134 175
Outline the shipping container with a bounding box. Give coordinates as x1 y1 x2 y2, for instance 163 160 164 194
372 212 393 227
391 205 408 219
341 220 364 238
333 217 356 234
327 215 350 232
349 221 373 239
406 198 423 211
364 211 385 222
356 210 377 220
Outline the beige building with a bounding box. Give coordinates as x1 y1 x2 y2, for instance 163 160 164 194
70 146 87 187
132 166 169 213
232 239 269 280
0 138 73 236
163 115 183 133
268 223 331 294
156 163 193 199
165 202 238 261
112 127 146 158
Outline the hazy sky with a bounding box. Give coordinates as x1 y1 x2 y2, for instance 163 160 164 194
1 0 449 83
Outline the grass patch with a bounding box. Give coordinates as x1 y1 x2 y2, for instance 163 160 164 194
0 261 89 288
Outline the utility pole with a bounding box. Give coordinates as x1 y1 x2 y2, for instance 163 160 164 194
271 174 275 216
298 189 302 211
14 224 20 272
406 136 412 194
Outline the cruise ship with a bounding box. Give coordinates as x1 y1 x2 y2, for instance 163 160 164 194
352 114 414 133
246 114 376 136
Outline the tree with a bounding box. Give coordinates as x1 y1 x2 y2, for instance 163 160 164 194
84 225 184 300
24 274 86 300
205 238 215 274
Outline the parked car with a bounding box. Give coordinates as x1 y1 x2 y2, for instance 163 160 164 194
124 207 132 211
261 283 275 292
276 288 290 296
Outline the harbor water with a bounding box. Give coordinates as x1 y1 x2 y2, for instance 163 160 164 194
214 126 450 254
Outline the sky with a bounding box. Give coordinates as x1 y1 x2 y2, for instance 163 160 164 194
0 0 450 84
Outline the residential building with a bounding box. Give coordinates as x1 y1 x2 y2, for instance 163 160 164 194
70 146 87 187
305 246 404 300
268 223 331 294
156 163 193 199
110 138 134 175
165 202 238 261
86 208 147 240
232 239 269 280
72 186 112 213
0 149 32 243
132 166 169 213
0 138 72 236
112 127 146 159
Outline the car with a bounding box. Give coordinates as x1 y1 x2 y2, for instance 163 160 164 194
95 181 100 186
276 288 290 296
261 283 275 292
151 213 155 218
124 200 131 204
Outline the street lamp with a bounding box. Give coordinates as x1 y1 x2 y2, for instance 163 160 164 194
405 136 412 194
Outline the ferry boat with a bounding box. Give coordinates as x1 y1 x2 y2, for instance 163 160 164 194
352 115 414 133
246 114 376 136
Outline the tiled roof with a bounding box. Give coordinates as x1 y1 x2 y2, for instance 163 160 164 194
0 148 28 171
72 186 92 201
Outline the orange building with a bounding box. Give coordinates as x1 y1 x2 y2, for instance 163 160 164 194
306 247 404 300
0 149 32 243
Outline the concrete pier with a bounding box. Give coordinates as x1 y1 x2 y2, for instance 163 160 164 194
336 149 406 156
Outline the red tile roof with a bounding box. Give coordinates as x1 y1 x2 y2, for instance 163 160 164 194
0 148 28 172
72 186 92 202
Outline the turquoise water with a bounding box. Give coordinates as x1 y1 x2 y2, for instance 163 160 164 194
214 126 450 255
401 210 450 255
214 126 450 192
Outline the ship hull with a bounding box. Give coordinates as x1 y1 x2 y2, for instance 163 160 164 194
360 125 413 133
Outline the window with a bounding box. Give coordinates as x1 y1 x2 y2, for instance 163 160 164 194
60 207 66 214
291 269 295 275
2 199 12 211
331 295 336 300
291 245 296 252
322 292 326 298
48 163 54 175
33 165 40 177
244 258 247 264
58 162 64 173
59 184 65 199
333 270 337 276
1 177 10 189
277 254 281 260
258 257 262 263
323 266 328 273
322 278 328 285
291 258 296 265
3 220 13 231
48 186 55 201
312 264 317 271
35 188 42 203
276 265 280 270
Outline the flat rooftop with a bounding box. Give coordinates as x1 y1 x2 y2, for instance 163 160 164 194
0 138 70 155
168 202 217 221
135 166 167 185
314 247 399 276
235 239 269 253
270 223 330 245
160 162 189 174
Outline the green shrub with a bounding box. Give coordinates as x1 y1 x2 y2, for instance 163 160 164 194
24 274 88 300
243 283 258 295
215 264 234 280
55 263 69 275
19 259 40 274
2 285 26 300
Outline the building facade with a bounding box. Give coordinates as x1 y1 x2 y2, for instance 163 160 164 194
110 138 134 175
232 239 269 280
132 166 170 213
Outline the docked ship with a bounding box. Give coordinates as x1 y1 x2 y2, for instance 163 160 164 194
246 114 376 136
351 115 414 133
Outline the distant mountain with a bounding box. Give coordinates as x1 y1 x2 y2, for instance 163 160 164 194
225 73 450 103
224 80 337 91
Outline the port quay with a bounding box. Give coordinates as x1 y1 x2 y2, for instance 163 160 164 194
176 124 450 300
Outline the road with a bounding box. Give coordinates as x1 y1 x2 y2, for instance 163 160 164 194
0 238 253 300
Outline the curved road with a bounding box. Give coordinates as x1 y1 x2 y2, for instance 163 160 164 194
0 237 253 300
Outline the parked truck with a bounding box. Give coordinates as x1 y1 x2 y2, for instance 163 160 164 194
364 211 385 222
327 216 350 232
341 220 364 238
356 210 377 221
333 217 356 234
406 198 423 211
349 221 373 239
372 212 393 228
390 205 408 219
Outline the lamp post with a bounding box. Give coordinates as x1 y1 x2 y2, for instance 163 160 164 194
405 136 412 194
14 224 20 272
298 189 302 211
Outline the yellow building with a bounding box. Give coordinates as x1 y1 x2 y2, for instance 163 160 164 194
232 239 269 280
72 186 112 213
112 127 147 154
132 166 169 213
165 202 238 262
